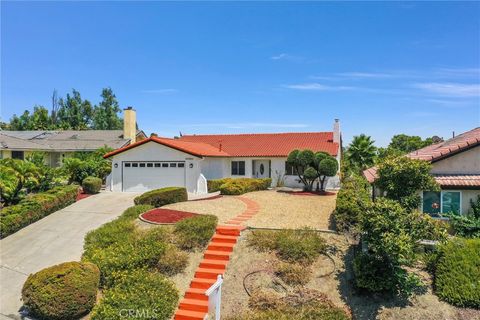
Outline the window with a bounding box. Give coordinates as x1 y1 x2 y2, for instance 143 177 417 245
132 163 138 167
285 162 303 176
178 163 185 168
422 191 462 216
12 151 24 160
231 161 245 175
125 163 131 167
154 163 161 168
147 163 153 167
162 163 168 168
170 163 177 167
139 163 146 167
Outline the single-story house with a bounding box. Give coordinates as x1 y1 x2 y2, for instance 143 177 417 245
103 120 342 193
363 127 480 216
0 107 146 167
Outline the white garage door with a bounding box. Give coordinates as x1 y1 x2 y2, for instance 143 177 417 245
122 161 186 192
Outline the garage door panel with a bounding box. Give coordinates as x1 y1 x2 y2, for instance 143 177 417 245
122 161 186 192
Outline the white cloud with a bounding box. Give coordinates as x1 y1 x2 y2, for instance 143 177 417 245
141 89 178 94
271 53 289 60
413 82 480 97
283 83 355 91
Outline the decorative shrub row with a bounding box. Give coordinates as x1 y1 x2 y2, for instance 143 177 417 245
134 187 188 207
22 261 100 320
434 238 480 308
334 175 371 232
208 178 272 195
247 228 326 264
82 176 102 194
174 214 218 250
90 269 179 320
0 185 79 239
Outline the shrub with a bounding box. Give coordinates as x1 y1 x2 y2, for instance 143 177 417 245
134 187 187 207
83 228 168 287
156 245 189 276
275 262 311 286
208 178 272 195
435 238 480 308
90 269 179 320
22 261 100 320
248 289 285 311
247 229 326 264
353 253 398 292
174 215 218 250
119 204 154 221
334 175 372 232
82 176 102 194
1 185 79 238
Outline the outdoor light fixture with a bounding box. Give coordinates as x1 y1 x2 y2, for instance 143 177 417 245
189 163 194 168
114 163 118 168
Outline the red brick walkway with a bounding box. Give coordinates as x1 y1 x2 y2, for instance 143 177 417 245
174 196 260 320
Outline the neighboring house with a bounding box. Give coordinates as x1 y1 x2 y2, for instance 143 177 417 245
103 120 342 193
363 127 480 216
0 107 146 167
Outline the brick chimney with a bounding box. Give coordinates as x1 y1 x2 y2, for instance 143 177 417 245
333 119 340 144
123 107 137 144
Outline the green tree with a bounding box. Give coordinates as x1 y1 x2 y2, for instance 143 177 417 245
375 157 439 211
313 152 338 191
346 134 377 172
57 89 93 129
9 106 52 130
92 88 122 130
287 150 338 191
388 134 435 153
0 159 40 205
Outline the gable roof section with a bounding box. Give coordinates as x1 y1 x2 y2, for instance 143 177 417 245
362 127 480 184
178 132 339 157
103 136 230 158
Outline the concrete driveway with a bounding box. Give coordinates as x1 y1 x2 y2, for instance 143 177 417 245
0 192 139 320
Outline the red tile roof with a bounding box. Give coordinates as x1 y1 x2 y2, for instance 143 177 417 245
178 132 339 157
104 132 339 159
362 127 480 184
433 174 480 188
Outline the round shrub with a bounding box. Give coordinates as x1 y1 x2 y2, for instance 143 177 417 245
22 261 100 320
134 187 187 207
90 269 179 320
275 229 326 264
435 238 480 308
209 178 271 195
174 214 218 250
82 176 102 194
353 253 397 292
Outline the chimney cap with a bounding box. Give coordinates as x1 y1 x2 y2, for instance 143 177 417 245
124 106 135 111
334 118 339 122
150 133 158 137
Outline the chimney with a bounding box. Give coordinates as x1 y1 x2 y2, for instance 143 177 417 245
333 119 340 144
123 107 137 144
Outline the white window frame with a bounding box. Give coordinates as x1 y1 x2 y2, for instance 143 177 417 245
231 160 246 176
421 190 462 215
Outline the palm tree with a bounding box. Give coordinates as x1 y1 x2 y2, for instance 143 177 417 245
346 134 377 172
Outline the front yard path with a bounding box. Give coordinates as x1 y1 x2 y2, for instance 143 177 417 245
0 192 139 320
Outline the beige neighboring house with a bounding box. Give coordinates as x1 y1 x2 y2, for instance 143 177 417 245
363 127 480 216
0 107 146 167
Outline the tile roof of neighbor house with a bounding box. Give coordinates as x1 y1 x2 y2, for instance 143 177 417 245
0 130 144 151
104 132 339 158
433 174 480 188
362 127 480 186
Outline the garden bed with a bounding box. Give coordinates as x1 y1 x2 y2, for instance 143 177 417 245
140 208 199 224
76 192 92 201
283 190 336 196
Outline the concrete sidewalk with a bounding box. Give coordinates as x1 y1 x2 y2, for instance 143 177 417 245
0 192 139 319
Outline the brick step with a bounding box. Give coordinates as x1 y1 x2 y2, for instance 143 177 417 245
174 309 206 320
190 277 217 289
230 217 250 222
203 250 231 261
179 298 208 313
185 287 208 300
237 214 255 218
199 259 228 270
211 234 238 243
195 267 224 279
216 225 244 236
207 242 235 252
225 220 242 225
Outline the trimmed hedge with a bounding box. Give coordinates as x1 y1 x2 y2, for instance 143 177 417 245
22 261 100 320
208 178 272 195
82 176 102 194
334 175 371 232
1 185 79 238
134 187 187 207
174 214 218 250
434 238 480 308
90 269 179 320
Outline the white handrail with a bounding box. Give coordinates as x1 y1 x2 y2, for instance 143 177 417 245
205 275 223 320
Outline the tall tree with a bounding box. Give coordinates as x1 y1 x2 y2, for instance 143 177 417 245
92 88 122 129
388 134 437 153
9 106 51 130
57 89 93 129
346 134 377 171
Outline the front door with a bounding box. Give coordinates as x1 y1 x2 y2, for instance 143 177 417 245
254 160 269 178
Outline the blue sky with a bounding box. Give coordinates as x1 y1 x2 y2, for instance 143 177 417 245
1 1 479 146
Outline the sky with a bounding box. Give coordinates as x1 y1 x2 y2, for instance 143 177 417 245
1 1 479 146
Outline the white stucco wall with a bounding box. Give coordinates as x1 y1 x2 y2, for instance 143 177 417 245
430 146 480 174
108 141 202 192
